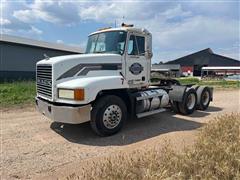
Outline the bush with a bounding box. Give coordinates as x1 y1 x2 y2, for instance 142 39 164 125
70 113 240 180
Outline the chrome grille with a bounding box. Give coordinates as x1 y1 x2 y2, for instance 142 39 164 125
36 65 52 98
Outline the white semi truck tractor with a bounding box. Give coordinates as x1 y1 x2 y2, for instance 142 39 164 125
36 24 213 136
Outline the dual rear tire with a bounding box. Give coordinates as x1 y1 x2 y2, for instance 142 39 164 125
171 86 211 115
196 86 211 110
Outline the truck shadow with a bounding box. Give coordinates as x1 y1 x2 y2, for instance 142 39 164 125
188 106 222 118
49 108 220 146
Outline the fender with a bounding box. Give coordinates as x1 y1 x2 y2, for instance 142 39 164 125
56 75 129 104
168 85 187 102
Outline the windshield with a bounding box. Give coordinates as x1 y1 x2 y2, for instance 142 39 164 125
85 31 127 55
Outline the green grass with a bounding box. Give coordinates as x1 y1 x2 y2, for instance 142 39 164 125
178 77 240 88
177 77 200 84
0 81 36 107
69 113 240 180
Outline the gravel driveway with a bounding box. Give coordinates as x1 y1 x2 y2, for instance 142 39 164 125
1 89 239 179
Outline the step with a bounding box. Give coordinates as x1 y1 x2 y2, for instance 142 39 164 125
136 108 166 118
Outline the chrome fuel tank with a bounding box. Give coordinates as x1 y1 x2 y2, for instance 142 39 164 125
136 89 169 113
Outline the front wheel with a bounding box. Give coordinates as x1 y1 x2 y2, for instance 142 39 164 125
91 95 127 136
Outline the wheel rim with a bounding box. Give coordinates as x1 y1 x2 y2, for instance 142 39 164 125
103 105 122 129
186 93 196 110
202 91 210 106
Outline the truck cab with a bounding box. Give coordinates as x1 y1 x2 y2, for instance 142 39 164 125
36 24 213 136
85 25 153 88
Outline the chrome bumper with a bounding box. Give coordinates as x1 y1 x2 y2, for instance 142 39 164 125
35 97 91 124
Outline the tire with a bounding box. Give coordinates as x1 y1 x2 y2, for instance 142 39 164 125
170 101 180 113
178 88 197 115
91 95 127 136
196 86 211 111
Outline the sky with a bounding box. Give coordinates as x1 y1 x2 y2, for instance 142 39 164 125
1 0 239 63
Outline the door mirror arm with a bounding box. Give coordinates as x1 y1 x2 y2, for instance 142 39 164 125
145 51 153 59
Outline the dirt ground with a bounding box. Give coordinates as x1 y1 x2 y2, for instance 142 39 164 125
1 89 240 179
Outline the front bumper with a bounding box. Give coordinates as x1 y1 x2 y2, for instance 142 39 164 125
35 97 91 124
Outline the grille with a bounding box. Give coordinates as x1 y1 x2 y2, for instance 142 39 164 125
36 65 52 98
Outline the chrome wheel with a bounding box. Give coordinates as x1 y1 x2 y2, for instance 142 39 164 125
103 105 122 129
202 91 210 106
186 93 196 110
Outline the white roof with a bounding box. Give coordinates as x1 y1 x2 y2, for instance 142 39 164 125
151 69 170 72
202 66 240 70
0 34 83 53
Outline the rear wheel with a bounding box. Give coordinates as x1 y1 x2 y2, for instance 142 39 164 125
178 88 197 115
91 95 127 136
196 86 211 110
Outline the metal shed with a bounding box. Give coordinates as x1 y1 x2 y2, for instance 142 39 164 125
151 64 181 77
0 34 83 81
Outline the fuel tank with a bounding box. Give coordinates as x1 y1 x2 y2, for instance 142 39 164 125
135 89 169 113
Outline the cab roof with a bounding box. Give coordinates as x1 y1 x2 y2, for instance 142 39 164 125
89 27 151 36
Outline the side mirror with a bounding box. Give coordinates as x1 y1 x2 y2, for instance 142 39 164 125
146 50 153 59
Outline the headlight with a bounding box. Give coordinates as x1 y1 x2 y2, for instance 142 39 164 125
58 89 84 101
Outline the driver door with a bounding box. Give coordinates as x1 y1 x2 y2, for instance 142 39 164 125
125 33 148 87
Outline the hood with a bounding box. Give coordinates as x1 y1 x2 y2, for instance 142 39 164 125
37 53 122 65
37 53 122 84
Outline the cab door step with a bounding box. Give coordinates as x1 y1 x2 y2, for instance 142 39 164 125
136 108 166 118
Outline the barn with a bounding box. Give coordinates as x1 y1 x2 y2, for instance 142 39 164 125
0 34 83 81
165 48 240 76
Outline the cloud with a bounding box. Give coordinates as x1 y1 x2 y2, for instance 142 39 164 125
4 1 239 62
161 4 192 20
13 0 80 25
0 18 11 25
13 9 40 23
56 39 64 44
1 0 43 37
12 1 175 25
2 18 43 36
30 26 42 35
3 25 42 36
153 16 238 48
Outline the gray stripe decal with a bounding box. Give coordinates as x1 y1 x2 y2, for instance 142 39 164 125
57 63 121 80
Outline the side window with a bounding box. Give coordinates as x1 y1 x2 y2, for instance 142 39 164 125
136 36 145 55
128 35 145 56
128 35 138 55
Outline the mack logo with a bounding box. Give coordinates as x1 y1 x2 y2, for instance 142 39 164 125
129 63 143 75
37 78 52 86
